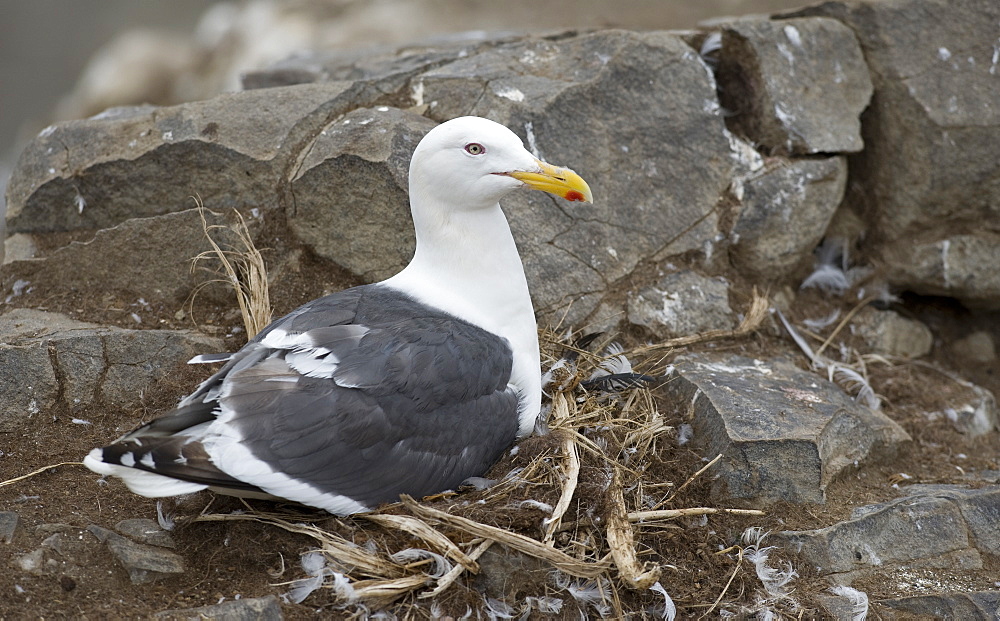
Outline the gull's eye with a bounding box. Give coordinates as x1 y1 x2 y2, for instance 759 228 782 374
464 143 486 155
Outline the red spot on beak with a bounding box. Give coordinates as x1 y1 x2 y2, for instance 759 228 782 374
565 190 586 202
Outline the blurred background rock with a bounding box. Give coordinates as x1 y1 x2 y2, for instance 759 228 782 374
1 0 809 168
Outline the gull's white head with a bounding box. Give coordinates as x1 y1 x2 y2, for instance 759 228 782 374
408 116 592 212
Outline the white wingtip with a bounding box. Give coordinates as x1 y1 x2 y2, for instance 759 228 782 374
83 449 207 497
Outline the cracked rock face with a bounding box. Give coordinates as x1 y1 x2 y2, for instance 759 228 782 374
627 270 735 337
728 156 847 282
3 29 737 327
0 308 222 432
662 354 911 504
1 208 253 309
411 30 733 318
6 84 356 234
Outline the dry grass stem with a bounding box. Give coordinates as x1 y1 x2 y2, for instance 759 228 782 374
192 197 272 339
361 513 479 572
189 512 401 578
606 466 661 589
542 392 581 544
401 496 613 578
665 453 723 504
0 462 83 488
419 539 494 599
812 293 881 359
630 507 765 522
699 547 744 619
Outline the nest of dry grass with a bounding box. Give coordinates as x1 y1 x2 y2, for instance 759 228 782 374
173 218 790 617
171 302 784 617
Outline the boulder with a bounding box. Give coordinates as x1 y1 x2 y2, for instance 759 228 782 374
729 156 847 281
877 591 1000 620
715 16 873 155
5 29 738 326
627 270 735 337
851 307 933 359
662 354 910 504
1 208 250 308
415 30 733 302
5 83 356 234
951 331 997 366
288 106 436 282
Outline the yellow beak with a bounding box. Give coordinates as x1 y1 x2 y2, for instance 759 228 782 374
507 159 593 203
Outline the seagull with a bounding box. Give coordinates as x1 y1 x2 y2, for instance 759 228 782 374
84 115 593 514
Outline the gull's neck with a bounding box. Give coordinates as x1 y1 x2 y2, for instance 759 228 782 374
382 195 541 436
385 200 534 337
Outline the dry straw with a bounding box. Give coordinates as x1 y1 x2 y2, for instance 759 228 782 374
171 291 772 613
190 196 272 339
0 284 772 615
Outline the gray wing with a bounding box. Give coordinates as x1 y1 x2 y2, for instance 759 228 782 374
93 285 521 512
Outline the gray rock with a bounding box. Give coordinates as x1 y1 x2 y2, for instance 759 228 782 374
251 29 739 325
6 29 736 326
288 106 436 281
901 485 1000 558
0 511 18 543
3 233 36 264
789 0 1000 308
881 236 1000 308
729 157 847 282
2 208 249 309
6 83 355 234
851 307 933 359
952 331 997 365
87 524 185 584
715 16 872 154
776 485 1000 582
115 518 176 549
877 591 1000 620
627 270 735 337
0 308 222 431
662 354 910 504
154 595 283 621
